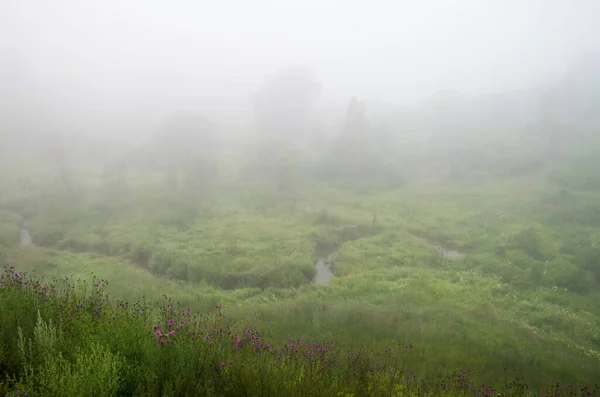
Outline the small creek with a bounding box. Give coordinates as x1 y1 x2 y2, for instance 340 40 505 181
439 247 466 259
421 235 466 259
312 242 465 285
313 255 334 285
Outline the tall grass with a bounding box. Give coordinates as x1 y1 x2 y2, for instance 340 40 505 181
1 267 599 397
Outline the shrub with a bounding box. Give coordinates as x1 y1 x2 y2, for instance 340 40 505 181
148 249 172 275
508 227 554 261
574 246 600 282
546 257 597 294
30 224 67 247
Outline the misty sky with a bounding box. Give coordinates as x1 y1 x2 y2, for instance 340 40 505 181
1 0 599 136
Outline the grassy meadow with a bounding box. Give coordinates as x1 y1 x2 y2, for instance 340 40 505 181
1 151 600 396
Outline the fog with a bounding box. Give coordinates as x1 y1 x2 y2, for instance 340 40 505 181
2 0 599 142
3 2 600 392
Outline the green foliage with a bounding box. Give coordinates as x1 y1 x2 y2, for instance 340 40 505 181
1 270 598 396
15 311 123 397
573 246 600 283
3 133 600 396
507 227 549 261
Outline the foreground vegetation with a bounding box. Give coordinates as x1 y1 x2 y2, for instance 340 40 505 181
1 267 598 397
2 174 600 395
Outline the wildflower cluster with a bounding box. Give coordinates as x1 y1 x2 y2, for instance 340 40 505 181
543 383 600 397
439 371 501 396
2 268 600 397
3 391 29 397
282 338 335 366
0 266 56 300
149 295 193 344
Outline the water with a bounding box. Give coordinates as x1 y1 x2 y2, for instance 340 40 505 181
20 219 33 247
314 256 334 284
442 249 466 259
437 246 466 259
311 242 465 286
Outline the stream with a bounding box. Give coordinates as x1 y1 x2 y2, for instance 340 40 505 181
437 247 467 259
313 255 334 285
18 217 463 284
312 242 465 286
436 246 466 259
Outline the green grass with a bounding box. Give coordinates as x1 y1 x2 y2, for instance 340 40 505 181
1 268 598 397
2 163 600 395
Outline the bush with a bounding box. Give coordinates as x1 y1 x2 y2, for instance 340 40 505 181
128 245 153 268
508 227 553 261
559 231 592 255
166 262 189 281
573 246 600 283
30 224 67 247
494 260 523 285
16 312 123 397
546 257 597 294
557 268 596 294
148 249 172 275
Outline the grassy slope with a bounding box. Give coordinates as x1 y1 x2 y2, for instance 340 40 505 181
2 166 600 393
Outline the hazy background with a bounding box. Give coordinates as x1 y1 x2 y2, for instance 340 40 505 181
3 3 600 391
2 0 599 141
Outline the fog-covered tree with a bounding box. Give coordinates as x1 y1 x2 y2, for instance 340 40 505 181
322 97 380 179
154 112 216 164
101 160 129 194
538 52 600 156
252 67 321 177
153 112 218 196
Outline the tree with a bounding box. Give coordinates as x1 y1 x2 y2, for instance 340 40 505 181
153 112 218 197
154 112 217 166
252 67 322 176
323 97 377 179
537 51 600 157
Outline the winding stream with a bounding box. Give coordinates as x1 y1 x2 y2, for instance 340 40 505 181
312 241 465 286
439 247 466 259
314 255 334 284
